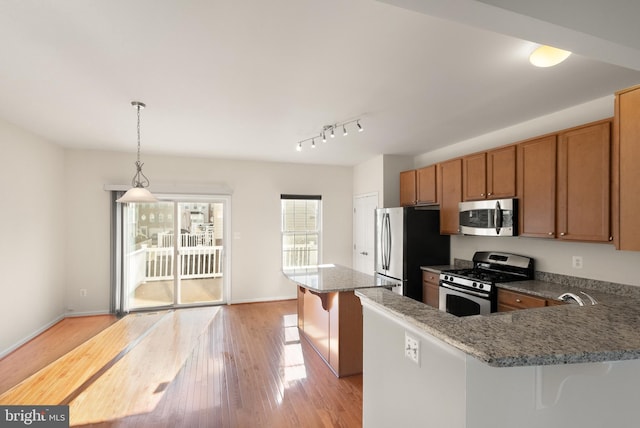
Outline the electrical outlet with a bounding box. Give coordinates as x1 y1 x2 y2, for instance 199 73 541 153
404 333 420 365
80 288 87 297
572 256 583 269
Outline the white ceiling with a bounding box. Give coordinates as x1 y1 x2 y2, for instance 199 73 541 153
1 0 640 166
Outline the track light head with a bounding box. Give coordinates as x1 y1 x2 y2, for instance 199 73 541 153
357 121 363 132
330 127 335 138
322 131 327 143
343 125 348 136
311 139 316 149
296 142 302 152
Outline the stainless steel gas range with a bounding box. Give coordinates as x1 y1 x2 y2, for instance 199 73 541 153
439 251 534 317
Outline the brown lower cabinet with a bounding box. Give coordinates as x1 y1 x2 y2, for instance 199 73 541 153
497 288 564 312
297 285 363 377
422 270 440 309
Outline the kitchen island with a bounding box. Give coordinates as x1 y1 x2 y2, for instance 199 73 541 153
284 264 392 377
356 283 640 427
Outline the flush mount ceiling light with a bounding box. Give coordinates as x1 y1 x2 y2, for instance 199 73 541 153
295 118 363 152
529 45 572 67
116 101 158 203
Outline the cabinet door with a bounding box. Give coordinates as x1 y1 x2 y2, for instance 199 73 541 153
517 135 557 238
400 170 417 206
417 165 437 204
462 152 487 201
422 271 440 308
487 145 516 199
438 159 462 235
557 121 611 242
615 86 640 250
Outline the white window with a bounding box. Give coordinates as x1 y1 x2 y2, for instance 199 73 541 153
281 195 321 268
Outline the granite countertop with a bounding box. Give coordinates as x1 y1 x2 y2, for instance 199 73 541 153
356 279 640 368
420 265 456 273
284 264 395 293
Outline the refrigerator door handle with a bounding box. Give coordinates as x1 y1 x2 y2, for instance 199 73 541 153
385 213 392 270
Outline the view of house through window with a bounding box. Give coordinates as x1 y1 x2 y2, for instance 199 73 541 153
119 197 228 311
281 195 321 269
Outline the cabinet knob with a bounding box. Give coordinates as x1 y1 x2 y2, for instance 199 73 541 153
481 193 485 197
487 192 492 196
560 232 566 236
516 299 522 303
609 236 613 241
548 232 554 236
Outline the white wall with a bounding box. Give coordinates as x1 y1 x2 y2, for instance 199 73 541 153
353 154 413 208
64 149 354 313
353 155 383 205
0 119 66 356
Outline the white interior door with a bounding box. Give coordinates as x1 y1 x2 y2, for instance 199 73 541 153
353 193 378 274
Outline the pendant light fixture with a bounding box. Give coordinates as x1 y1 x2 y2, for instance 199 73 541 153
116 101 158 203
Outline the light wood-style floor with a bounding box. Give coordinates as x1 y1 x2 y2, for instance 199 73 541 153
0 300 363 427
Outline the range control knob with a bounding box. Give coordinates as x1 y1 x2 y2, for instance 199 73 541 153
479 284 484 289
472 282 477 288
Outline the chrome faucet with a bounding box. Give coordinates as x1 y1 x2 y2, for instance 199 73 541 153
558 292 585 306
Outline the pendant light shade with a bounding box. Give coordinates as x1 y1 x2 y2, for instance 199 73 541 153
116 101 158 203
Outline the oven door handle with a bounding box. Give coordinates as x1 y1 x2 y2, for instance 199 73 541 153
440 282 491 299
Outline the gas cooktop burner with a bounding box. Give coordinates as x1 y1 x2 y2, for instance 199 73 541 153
443 268 524 284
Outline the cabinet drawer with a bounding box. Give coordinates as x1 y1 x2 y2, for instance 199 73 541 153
422 270 440 284
498 289 545 310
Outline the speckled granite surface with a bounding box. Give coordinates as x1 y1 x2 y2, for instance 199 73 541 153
284 264 395 292
420 265 456 273
356 284 640 368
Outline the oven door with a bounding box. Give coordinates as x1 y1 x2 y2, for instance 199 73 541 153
439 283 492 317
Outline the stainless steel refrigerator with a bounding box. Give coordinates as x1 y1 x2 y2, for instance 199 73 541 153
375 207 450 301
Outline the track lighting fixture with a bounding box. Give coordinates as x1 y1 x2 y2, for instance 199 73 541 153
294 118 364 152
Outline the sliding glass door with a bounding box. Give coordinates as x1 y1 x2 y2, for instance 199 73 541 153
117 195 229 312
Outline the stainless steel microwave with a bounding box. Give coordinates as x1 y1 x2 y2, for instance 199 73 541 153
458 198 518 236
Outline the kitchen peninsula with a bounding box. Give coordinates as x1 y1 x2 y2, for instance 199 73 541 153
284 264 392 377
356 283 640 428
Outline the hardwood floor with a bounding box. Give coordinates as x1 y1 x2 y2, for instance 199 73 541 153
0 300 363 427
0 315 118 395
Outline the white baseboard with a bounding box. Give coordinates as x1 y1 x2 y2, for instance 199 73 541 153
230 294 296 304
65 309 111 317
0 314 65 359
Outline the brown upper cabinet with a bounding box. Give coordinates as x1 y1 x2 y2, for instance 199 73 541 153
400 166 438 206
517 135 557 238
438 158 462 235
462 146 516 201
399 169 417 206
517 120 612 242
614 85 640 251
417 165 438 205
557 120 611 243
